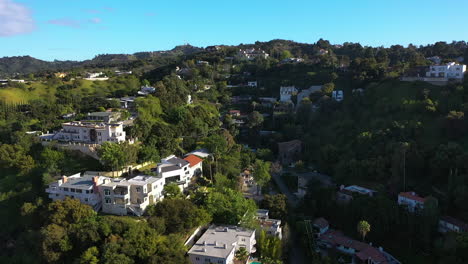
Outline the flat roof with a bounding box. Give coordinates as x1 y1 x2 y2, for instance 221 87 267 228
188 225 255 259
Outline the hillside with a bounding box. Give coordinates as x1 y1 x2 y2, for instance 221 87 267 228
0 44 205 77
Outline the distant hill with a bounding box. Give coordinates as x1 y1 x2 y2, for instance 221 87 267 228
0 44 205 76
0 56 79 76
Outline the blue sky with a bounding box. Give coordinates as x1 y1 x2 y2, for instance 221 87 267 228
0 0 467 61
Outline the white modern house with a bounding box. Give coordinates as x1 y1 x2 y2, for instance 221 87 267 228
188 225 256 264
100 175 165 216
337 185 377 203
438 216 468 233
332 90 344 101
280 86 298 102
426 62 466 79
51 121 126 144
138 85 156 96
237 48 269 60
45 173 110 211
256 209 282 239
153 155 202 189
398 191 426 212
86 112 121 123
247 81 257 87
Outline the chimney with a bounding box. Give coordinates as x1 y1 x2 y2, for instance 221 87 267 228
92 176 99 186
157 166 162 174
62 176 68 183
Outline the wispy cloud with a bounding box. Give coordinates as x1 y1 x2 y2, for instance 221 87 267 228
145 12 156 17
0 0 35 37
47 18 81 28
85 9 100 14
88 18 101 24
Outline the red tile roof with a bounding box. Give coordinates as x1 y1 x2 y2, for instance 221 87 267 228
320 229 389 264
356 246 389 264
440 216 468 231
399 192 426 203
184 155 203 167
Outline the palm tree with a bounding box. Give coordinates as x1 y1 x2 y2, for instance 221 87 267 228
235 247 249 262
357 220 371 242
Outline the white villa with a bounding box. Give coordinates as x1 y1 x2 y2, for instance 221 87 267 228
256 209 282 239
51 121 126 144
280 86 298 102
237 48 269 60
332 90 344 101
398 191 427 213
100 175 165 216
45 173 110 211
188 225 256 264
153 154 203 189
426 62 466 79
138 85 156 96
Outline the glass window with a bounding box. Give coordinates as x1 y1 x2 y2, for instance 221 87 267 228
86 190 89 194
105 198 111 204
76 189 82 193
136 187 142 193
104 189 110 196
70 188 76 193
84 198 89 202
64 188 69 192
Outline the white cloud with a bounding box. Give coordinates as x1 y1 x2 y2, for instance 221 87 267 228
88 18 101 24
0 0 35 37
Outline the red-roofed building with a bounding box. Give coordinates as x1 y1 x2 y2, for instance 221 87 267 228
229 110 241 117
398 191 427 212
315 218 401 264
183 155 203 181
439 216 468 233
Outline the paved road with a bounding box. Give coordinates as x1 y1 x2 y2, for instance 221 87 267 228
271 172 306 264
272 170 333 264
271 172 299 207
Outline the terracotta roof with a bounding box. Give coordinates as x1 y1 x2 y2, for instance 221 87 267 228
399 192 426 203
440 216 468 231
319 230 389 264
313 217 329 229
184 155 203 167
356 246 389 264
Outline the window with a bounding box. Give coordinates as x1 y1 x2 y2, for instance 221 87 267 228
84 198 89 202
136 187 142 193
218 261 223 264
205 258 211 262
85 190 90 194
70 188 76 193
76 189 82 193
104 189 111 196
242 238 246 242
90 190 93 193
195 257 200 261
144 197 147 202
137 198 142 204
56 194 59 197
105 198 111 204
64 188 69 192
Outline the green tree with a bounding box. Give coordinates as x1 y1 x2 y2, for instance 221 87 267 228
163 183 182 199
79 247 99 264
321 82 335 94
235 247 249 262
253 159 271 187
98 142 126 172
357 220 371 241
